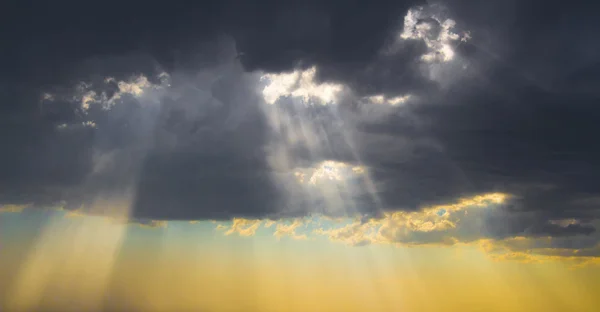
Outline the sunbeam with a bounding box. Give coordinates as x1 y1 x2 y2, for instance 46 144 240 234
2 1 600 311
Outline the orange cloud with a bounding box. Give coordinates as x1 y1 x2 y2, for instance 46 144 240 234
274 219 309 240
220 218 263 236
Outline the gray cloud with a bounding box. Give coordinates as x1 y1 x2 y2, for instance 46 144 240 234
2 0 600 248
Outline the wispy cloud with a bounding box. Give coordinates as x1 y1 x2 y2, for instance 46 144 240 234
0 204 30 214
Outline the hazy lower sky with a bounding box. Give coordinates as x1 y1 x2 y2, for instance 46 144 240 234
1 0 600 311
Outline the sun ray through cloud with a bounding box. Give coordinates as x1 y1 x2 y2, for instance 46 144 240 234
2 1 600 311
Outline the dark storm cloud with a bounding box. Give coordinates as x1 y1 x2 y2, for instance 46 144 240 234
444 0 600 90
238 0 600 241
0 0 425 220
370 0 600 241
2 0 600 246
398 0 600 239
129 75 286 220
230 0 424 72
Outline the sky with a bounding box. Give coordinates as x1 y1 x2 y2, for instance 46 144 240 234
1 0 600 311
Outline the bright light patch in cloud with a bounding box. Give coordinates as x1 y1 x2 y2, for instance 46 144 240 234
77 83 97 112
105 75 152 99
293 160 366 185
549 218 582 227
45 73 170 113
399 7 469 63
40 92 54 102
56 121 97 130
82 121 97 128
260 66 344 105
41 72 170 132
365 94 412 106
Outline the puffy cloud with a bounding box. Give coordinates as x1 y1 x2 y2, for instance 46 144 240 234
273 219 309 240
311 192 600 263
219 218 263 237
260 67 344 105
397 6 468 63
210 192 599 264
215 217 312 241
314 193 508 246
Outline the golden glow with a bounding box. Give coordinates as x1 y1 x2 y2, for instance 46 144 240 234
221 218 263 236
4 199 134 311
6 220 127 311
2 226 599 311
1 202 599 311
210 193 600 266
480 237 600 266
274 219 309 240
315 192 508 246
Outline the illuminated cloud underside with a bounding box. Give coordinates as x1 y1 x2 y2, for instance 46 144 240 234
3 195 598 270
214 193 600 266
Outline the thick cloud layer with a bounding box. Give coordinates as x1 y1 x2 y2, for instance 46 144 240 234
2 0 600 248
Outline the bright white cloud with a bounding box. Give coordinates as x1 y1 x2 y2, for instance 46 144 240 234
260 66 344 105
43 73 170 131
293 160 366 185
399 7 468 63
365 94 413 106
105 75 152 99
82 121 97 128
58 73 171 113
56 121 97 130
